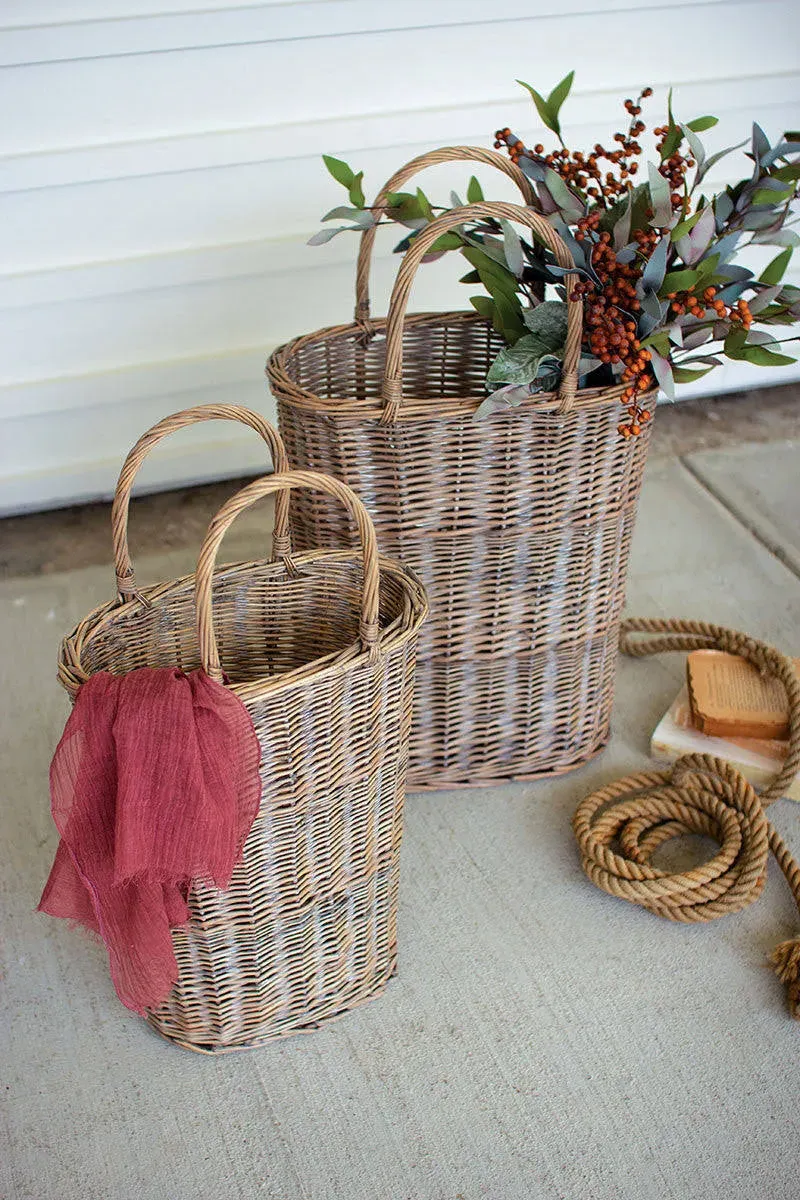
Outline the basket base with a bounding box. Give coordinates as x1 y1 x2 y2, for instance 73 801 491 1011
405 733 609 792
144 955 398 1055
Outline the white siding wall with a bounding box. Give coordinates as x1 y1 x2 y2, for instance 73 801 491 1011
2 0 799 512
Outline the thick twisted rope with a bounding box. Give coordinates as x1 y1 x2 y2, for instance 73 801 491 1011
572 617 800 1019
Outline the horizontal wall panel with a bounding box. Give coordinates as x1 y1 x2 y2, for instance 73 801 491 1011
0 250 478 388
1 0 798 512
0 387 280 515
2 95 795 279
5 72 796 197
2 231 797 398
2 0 737 64
3 3 797 156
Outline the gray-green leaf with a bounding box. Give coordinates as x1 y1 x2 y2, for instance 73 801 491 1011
500 219 525 278
307 225 351 245
641 234 670 293
522 300 569 350
649 349 675 400
647 161 673 228
322 205 375 228
486 332 563 387
543 167 584 220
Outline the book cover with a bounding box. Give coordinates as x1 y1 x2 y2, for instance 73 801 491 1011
651 685 800 802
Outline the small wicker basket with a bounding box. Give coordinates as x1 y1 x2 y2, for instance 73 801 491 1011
57 406 428 1053
269 154 655 790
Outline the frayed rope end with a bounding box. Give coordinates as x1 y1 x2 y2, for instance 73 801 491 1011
771 937 800 1019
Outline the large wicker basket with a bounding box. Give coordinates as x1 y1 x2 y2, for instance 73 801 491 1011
57 406 428 1053
269 152 655 790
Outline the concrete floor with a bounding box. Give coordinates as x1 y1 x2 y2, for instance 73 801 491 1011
2 407 799 1200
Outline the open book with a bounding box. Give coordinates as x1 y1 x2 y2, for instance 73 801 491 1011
651 685 800 802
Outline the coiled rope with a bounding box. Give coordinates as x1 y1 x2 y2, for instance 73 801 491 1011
572 617 800 1018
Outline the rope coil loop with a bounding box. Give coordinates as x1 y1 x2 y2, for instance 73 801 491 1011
573 617 800 1019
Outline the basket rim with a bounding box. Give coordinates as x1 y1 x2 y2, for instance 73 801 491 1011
267 310 657 421
58 548 428 705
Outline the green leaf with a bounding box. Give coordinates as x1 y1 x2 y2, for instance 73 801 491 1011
686 116 719 133
460 269 482 284
385 191 426 227
462 246 520 300
426 232 464 254
546 70 575 134
472 291 522 344
661 267 701 293
348 171 365 208
517 79 554 130
725 327 795 364
696 253 720 280
466 175 484 204
752 186 793 206
322 155 355 188
517 78 564 138
771 163 800 183
470 295 495 321
415 188 434 222
760 247 793 286
673 364 716 383
599 183 651 235
670 208 705 242
740 346 795 366
660 89 682 160
640 331 671 355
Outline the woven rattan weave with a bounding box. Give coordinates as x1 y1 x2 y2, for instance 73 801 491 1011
269 151 655 788
57 407 428 1053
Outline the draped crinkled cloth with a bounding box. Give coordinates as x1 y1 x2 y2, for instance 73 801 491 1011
39 668 262 1014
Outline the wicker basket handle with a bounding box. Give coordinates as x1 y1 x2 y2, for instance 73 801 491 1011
381 201 581 422
196 469 383 681
355 146 537 323
111 404 294 601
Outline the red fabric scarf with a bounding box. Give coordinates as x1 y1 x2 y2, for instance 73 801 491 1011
39 668 262 1014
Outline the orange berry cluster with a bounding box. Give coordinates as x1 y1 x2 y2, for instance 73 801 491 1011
490 86 718 438
653 126 694 212
667 285 752 330
494 87 654 207
667 283 719 317
569 215 658 435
